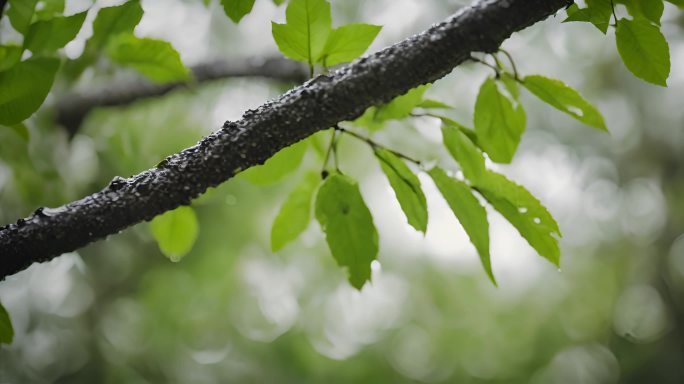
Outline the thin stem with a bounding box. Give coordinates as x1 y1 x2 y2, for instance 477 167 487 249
336 126 422 166
468 55 500 77
308 64 315 79
610 0 618 25
498 48 519 80
0 0 7 21
321 128 337 177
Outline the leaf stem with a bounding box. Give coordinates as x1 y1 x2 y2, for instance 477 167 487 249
335 125 422 166
498 48 520 80
468 55 500 77
610 0 618 26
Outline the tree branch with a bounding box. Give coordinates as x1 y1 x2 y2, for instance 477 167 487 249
56 57 308 134
0 0 572 281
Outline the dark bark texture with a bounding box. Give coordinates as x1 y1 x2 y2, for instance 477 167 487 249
0 0 572 280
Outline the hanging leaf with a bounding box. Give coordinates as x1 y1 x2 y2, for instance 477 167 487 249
615 18 670 86
0 302 13 345
563 0 612 34
315 173 378 289
6 0 39 36
428 167 494 284
106 34 191 84
0 45 22 71
240 139 308 185
0 58 60 125
150 206 199 262
522 75 607 131
220 0 256 23
375 148 427 233
88 0 144 50
271 172 320 251
474 77 526 164
441 122 486 183
271 0 332 65
320 23 382 66
24 11 88 54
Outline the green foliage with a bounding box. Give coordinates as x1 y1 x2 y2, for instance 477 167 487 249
88 0 144 50
355 85 430 131
0 58 60 125
0 302 13 345
615 18 670 86
24 11 87 54
221 0 257 23
150 206 200 262
106 34 191 84
375 148 427 233
428 167 494 284
321 23 382 67
315 173 378 289
240 139 308 185
522 75 607 131
271 172 319 251
441 123 485 184
564 0 612 33
617 0 664 25
474 77 526 164
6 0 39 36
0 45 22 71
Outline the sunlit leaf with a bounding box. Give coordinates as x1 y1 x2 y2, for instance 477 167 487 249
24 11 87 54
428 167 494 284
563 0 612 34
500 72 520 100
106 34 191 84
615 18 670 86
271 0 332 64
522 75 607 131
150 206 199 262
321 23 381 66
0 302 13 345
271 172 319 251
6 0 39 36
417 99 452 109
240 139 308 185
474 77 526 164
315 173 378 289
89 0 144 50
0 58 60 125
441 122 486 183
374 84 430 121
617 0 664 25
375 148 427 233
220 0 256 23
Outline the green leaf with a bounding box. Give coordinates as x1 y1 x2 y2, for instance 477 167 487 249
8 123 30 142
0 45 22 71
615 18 670 86
522 75 607 131
428 167 494 284
315 173 378 289
0 58 60 125
474 77 526 164
0 302 13 345
35 0 66 20
7 0 39 36
24 12 87 54
375 84 430 121
617 0 664 25
320 23 381 66
271 172 319 251
500 72 520 100
150 206 199 262
273 0 286 4
417 99 452 109
476 171 561 266
563 0 612 34
666 0 684 7
240 139 308 185
441 122 486 183
220 0 256 23
375 148 427 233
271 0 332 64
106 34 191 84
89 0 144 50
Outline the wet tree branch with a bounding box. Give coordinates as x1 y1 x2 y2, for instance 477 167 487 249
0 0 572 280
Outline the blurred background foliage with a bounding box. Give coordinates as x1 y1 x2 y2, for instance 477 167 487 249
1 0 684 382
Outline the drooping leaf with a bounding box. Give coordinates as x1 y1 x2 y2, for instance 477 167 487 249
0 45 22 71
522 75 607 131
617 0 664 25
240 139 308 185
271 172 319 251
315 173 378 289
615 18 670 86
24 11 87 54
476 171 561 266
474 77 526 164
563 0 612 34
428 167 494 284
89 0 144 50
271 0 332 64
220 0 256 23
417 99 452 109
0 58 60 125
500 72 520 100
375 148 427 233
6 0 39 36
0 302 13 345
106 34 191 84
320 23 381 66
441 122 486 183
150 206 199 262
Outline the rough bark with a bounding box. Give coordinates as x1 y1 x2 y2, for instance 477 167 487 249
57 57 308 134
0 0 572 281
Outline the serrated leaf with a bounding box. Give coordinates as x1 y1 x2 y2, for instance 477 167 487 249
315 173 378 289
616 18 670 86
476 171 561 266
271 172 319 251
0 302 13 345
106 34 190 84
428 167 494 284
89 0 144 50
0 45 22 71
220 0 256 23
24 11 87 54
271 0 332 65
417 99 452 109
0 58 60 125
474 77 526 164
7 0 39 36
150 206 199 262
563 0 612 34
617 0 664 25
240 139 308 185
321 23 381 66
441 122 486 183
375 148 427 233
523 75 607 131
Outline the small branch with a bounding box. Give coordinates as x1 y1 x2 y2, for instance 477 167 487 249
337 126 422 166
468 55 500 77
498 48 520 80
